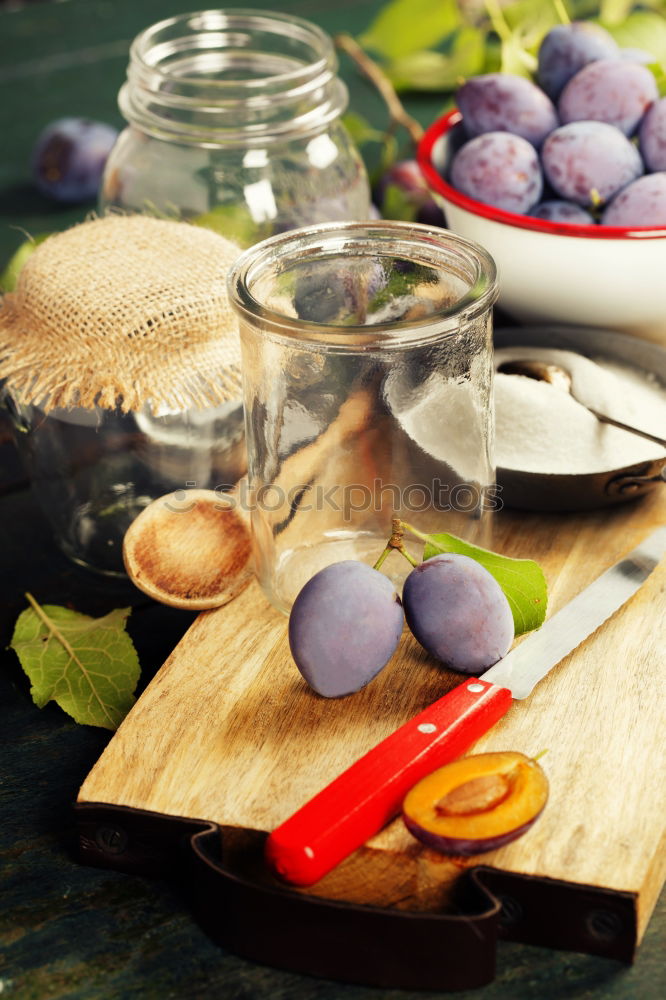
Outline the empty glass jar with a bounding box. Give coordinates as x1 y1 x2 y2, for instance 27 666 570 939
100 9 371 245
228 221 499 613
4 396 245 576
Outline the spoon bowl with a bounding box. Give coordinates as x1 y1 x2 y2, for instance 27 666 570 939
494 326 666 512
497 358 666 448
123 488 253 609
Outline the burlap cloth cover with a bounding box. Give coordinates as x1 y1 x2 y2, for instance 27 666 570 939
0 215 243 414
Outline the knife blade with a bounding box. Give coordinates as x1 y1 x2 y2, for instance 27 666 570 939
265 527 666 887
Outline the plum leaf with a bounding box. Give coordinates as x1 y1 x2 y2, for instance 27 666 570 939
599 0 636 25
387 29 485 92
10 594 141 730
604 11 666 65
342 111 386 147
359 0 462 61
382 182 420 221
0 234 50 293
192 203 270 249
422 534 547 636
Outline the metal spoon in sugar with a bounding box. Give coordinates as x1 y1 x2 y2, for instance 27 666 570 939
497 359 666 448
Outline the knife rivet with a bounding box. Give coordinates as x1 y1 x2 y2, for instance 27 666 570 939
417 723 437 734
467 683 484 693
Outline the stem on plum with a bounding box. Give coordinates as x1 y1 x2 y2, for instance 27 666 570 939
374 518 420 571
396 545 419 568
334 33 425 148
552 0 570 26
483 0 512 44
373 545 393 571
389 517 420 567
483 0 537 72
401 520 451 558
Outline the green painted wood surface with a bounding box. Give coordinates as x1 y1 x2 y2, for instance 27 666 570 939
1 1 664 997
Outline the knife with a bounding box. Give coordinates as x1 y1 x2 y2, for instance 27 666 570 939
265 526 666 886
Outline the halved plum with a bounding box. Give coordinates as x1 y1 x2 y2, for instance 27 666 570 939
402 751 548 856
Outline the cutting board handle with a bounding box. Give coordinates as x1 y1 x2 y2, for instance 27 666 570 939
76 802 637 991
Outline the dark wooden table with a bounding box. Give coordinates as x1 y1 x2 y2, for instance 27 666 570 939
1 1 664 997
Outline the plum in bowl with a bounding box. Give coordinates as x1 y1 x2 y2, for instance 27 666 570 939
417 110 666 344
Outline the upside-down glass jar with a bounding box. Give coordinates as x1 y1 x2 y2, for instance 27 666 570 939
100 9 371 245
0 215 246 577
228 221 499 613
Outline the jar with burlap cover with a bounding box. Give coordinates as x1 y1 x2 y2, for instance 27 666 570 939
0 214 242 414
0 216 244 575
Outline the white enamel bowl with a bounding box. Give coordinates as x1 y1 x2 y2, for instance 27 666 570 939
417 110 666 344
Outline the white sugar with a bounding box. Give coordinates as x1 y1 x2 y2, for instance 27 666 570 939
495 347 666 475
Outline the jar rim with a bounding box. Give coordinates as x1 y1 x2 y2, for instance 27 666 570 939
129 8 336 94
227 221 499 348
121 9 348 145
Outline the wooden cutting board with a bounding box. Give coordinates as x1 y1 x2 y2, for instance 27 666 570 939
78 489 666 956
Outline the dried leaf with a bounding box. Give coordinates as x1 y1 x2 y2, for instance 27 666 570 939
10 594 141 730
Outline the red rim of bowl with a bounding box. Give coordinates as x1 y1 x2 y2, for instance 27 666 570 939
417 110 666 241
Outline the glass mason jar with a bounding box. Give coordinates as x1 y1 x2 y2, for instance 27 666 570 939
4 394 246 576
228 221 499 613
100 9 371 245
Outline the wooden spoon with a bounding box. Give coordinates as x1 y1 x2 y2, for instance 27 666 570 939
123 488 253 610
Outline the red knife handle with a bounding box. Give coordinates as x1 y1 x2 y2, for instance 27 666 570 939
265 678 513 886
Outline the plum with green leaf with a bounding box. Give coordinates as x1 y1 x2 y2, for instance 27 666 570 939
287 520 545 697
402 553 515 674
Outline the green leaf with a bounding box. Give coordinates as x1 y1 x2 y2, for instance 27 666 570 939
382 182 420 221
192 203 271 249
501 0 562 44
599 0 638 27
652 63 666 96
422 534 548 636
499 29 539 75
387 50 455 91
603 10 666 64
0 234 50 293
342 111 386 147
482 0 539 75
359 0 462 61
10 595 141 730
387 29 485 91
